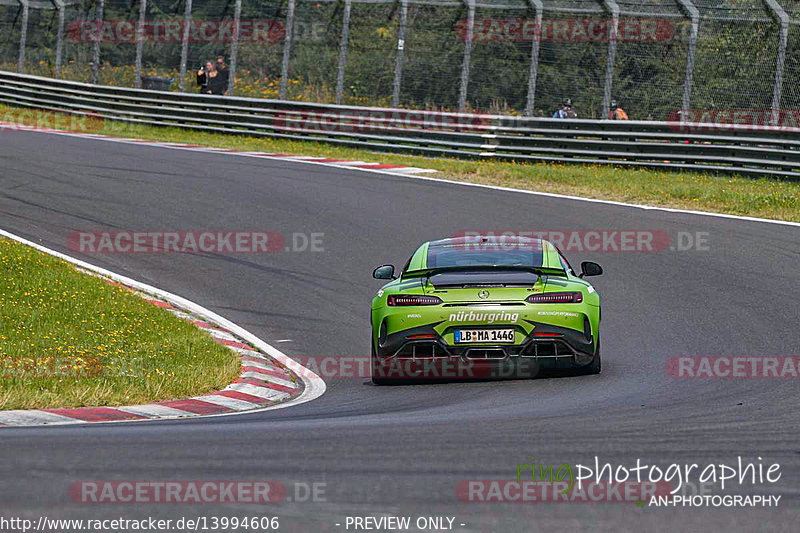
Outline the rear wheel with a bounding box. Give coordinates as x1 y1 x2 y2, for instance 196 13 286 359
578 339 601 375
371 334 395 385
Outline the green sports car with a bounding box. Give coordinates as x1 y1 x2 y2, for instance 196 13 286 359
370 235 603 384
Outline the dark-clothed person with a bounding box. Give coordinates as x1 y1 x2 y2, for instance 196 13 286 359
215 56 229 93
197 61 226 96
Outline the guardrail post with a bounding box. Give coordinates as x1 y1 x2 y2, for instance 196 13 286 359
134 0 147 88
458 0 475 111
601 0 619 117
228 0 242 95
335 0 352 104
53 0 66 77
765 0 789 125
677 0 699 115
91 0 104 84
391 0 408 108
17 0 29 73
524 0 543 116
279 0 296 99
179 0 193 91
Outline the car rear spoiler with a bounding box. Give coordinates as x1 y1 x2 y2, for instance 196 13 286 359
401 265 567 280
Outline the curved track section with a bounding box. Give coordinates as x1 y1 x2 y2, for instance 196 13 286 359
0 129 798 530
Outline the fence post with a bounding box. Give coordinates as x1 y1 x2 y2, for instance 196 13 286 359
524 0 543 116
601 0 618 118
677 0 699 115
134 0 147 88
179 0 193 92
458 0 475 112
17 0 29 73
52 0 65 77
765 0 789 125
91 0 103 83
391 0 408 108
335 0 352 104
279 0 296 99
228 0 242 95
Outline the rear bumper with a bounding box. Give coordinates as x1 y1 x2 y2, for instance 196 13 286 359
374 322 596 379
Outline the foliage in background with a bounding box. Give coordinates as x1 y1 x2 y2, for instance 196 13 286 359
0 1 798 118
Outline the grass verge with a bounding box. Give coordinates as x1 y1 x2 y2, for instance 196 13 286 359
1 103 798 222
0 237 241 410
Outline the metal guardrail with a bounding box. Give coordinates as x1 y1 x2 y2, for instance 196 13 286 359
1 70 799 180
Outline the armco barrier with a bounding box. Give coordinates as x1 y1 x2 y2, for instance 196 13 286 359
0 70 798 180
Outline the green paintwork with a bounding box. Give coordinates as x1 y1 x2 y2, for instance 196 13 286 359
371 238 601 352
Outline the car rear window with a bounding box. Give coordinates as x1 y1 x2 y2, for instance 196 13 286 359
426 242 543 269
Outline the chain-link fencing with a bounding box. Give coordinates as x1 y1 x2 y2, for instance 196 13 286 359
1 0 798 120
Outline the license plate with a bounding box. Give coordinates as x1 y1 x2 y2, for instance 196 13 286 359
454 329 515 344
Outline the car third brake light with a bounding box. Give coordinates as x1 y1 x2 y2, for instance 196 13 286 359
387 295 443 306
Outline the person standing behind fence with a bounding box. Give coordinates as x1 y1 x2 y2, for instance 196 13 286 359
608 100 629 120
216 56 230 96
554 98 577 119
197 60 226 96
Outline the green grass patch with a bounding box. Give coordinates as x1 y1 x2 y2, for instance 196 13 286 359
0 238 241 410
2 103 798 222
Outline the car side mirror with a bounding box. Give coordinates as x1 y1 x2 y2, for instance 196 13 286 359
580 261 603 278
373 264 396 280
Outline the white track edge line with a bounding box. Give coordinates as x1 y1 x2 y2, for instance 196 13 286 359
0 227 326 427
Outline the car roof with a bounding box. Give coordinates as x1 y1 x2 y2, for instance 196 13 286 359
402 235 563 274
427 235 544 247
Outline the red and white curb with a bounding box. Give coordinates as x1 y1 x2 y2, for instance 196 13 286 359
0 228 326 428
0 122 438 177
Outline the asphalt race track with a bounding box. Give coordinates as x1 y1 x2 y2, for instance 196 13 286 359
1 129 799 532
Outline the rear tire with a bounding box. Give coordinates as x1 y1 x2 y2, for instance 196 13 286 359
579 339 601 375
371 335 395 385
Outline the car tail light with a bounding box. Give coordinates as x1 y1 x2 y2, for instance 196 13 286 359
533 332 563 337
387 295 443 306
407 334 437 339
525 292 583 304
